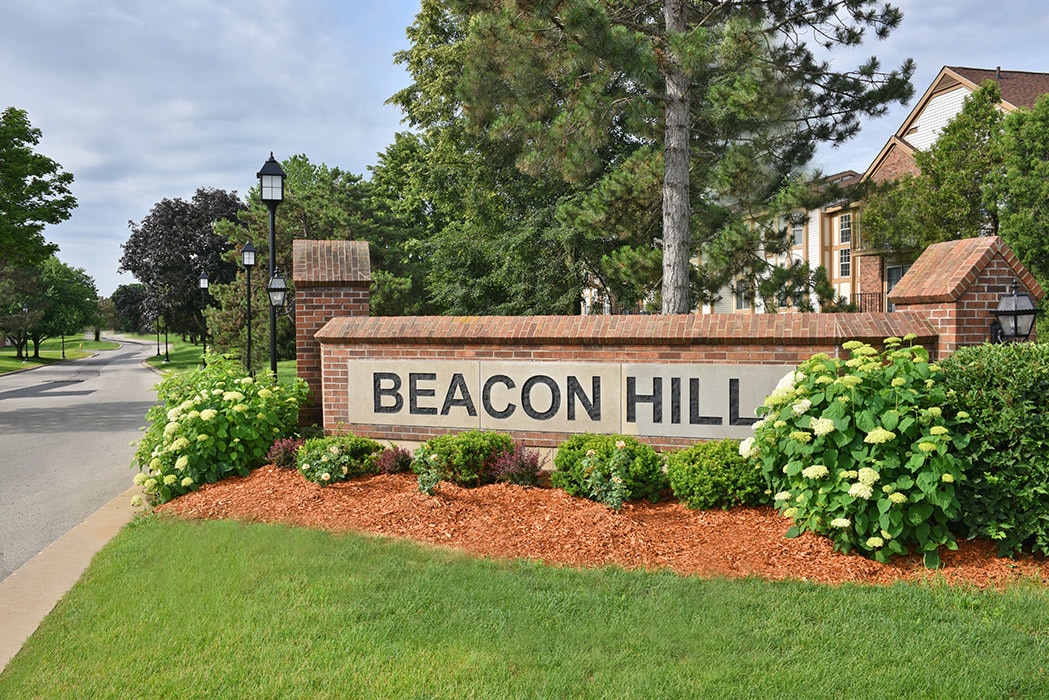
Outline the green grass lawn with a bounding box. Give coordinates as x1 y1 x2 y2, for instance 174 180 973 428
0 334 119 374
1 515 1047 699
120 332 297 382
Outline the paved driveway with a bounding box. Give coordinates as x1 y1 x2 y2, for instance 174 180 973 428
0 337 159 580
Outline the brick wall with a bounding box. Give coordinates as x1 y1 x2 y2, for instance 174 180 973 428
856 253 883 304
888 236 1043 355
294 236 1043 448
313 313 938 450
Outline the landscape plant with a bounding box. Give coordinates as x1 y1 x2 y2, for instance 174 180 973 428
552 433 667 507
132 355 308 505
743 336 971 566
375 443 414 474
941 342 1049 556
267 437 305 469
412 429 515 494
296 435 384 486
667 439 768 510
487 439 545 487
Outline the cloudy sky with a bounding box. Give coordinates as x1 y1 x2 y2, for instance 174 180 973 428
3 1 1048 297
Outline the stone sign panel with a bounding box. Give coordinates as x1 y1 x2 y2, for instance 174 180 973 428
348 360 794 440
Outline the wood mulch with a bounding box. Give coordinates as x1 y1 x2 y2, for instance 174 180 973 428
156 464 1048 589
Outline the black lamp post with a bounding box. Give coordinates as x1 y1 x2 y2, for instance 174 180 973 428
991 279 1040 343
21 303 28 363
258 153 286 376
242 241 256 374
199 272 209 367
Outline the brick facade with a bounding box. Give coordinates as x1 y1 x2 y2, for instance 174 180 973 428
293 240 370 426
293 237 1042 448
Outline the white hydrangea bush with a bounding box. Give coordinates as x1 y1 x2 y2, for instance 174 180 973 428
741 336 971 566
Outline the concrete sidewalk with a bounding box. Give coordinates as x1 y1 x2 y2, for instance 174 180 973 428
0 485 140 672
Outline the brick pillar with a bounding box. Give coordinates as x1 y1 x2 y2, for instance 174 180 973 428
292 240 371 426
888 236 1043 357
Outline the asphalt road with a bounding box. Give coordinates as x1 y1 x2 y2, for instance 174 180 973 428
0 336 159 581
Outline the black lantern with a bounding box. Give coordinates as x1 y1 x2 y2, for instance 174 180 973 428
258 152 285 204
267 270 288 310
991 280 1039 342
242 241 256 374
199 272 209 366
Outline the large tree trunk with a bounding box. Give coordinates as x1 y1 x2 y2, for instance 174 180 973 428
661 0 692 314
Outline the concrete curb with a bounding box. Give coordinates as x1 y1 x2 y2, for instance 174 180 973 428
0 485 142 673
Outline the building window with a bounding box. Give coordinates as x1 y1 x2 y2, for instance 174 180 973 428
839 213 852 245
886 264 911 312
734 283 751 311
839 248 851 278
792 220 804 247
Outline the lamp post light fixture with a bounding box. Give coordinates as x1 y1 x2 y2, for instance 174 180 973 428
242 240 256 374
258 153 286 376
199 272 209 367
267 269 288 310
991 279 1040 343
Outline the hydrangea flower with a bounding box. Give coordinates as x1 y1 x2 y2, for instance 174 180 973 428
163 474 177 486
927 407 942 418
811 417 835 436
773 491 792 502
175 455 189 471
200 409 218 421
918 442 937 453
891 377 906 387
783 507 799 519
789 431 812 444
801 464 829 479
839 375 863 388
930 426 949 436
739 437 759 459
864 427 896 444
866 536 885 548
133 472 148 485
941 473 955 483
792 399 812 416
858 467 880 486
889 492 908 504
848 482 874 500
181 477 194 488
831 518 851 529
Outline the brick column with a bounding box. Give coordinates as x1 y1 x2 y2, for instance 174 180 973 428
292 240 371 426
888 236 1043 357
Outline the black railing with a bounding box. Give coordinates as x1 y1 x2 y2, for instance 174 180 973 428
852 292 884 313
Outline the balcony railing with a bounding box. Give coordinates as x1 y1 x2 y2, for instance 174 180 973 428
852 292 884 313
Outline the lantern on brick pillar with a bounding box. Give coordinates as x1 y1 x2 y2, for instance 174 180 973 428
991 279 1039 342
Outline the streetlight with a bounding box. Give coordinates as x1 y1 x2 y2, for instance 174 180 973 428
242 240 256 374
258 152 286 376
199 272 209 367
991 279 1040 342
21 303 28 363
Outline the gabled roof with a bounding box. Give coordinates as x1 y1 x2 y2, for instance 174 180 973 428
949 66 1049 109
863 66 1049 182
887 236 1044 304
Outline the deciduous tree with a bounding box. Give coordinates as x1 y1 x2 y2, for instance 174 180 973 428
0 107 76 268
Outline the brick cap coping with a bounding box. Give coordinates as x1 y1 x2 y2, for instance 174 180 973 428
293 239 371 286
889 236 1044 304
316 313 939 347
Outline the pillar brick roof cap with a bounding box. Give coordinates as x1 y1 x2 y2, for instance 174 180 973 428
888 236 1044 304
292 240 371 286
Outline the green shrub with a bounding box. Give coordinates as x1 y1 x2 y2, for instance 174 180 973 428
551 434 666 506
488 440 545 487
745 337 970 566
667 439 768 510
267 437 305 469
133 356 309 505
297 435 384 486
412 430 514 493
941 342 1049 556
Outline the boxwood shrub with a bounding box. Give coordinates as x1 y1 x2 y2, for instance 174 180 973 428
412 430 515 493
551 433 667 505
667 439 768 510
941 342 1049 556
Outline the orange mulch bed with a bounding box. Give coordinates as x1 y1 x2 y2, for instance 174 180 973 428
157 464 1048 589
